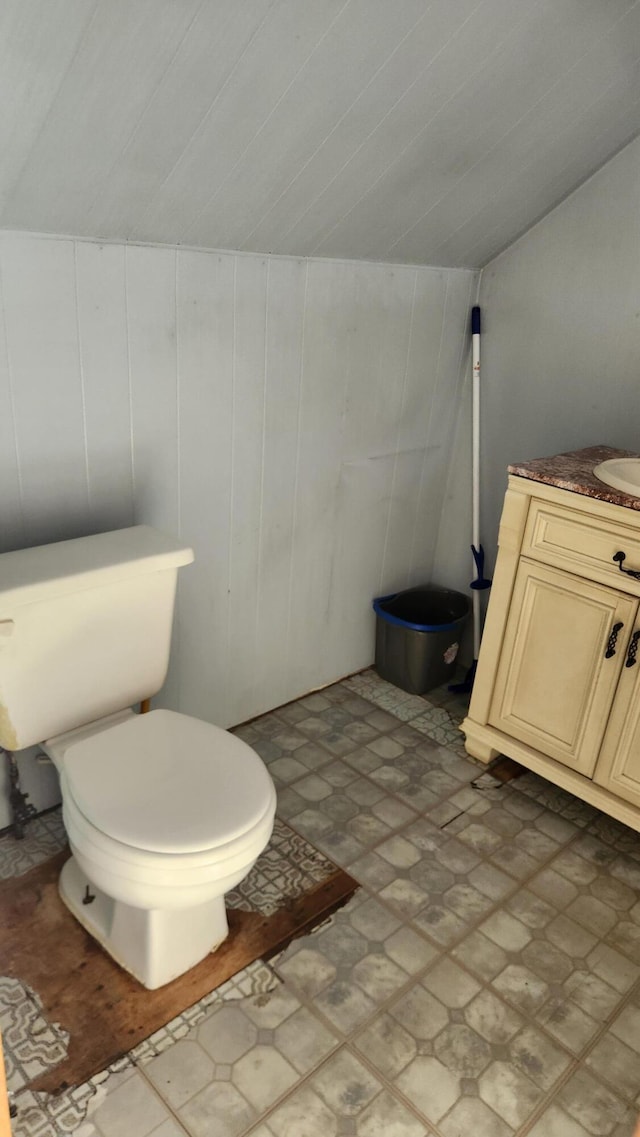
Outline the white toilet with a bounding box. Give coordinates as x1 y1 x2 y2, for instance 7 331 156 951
0 526 276 989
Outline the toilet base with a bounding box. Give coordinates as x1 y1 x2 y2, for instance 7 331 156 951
59 856 229 989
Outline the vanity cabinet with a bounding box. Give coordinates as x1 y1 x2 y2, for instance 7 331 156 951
594 653 640 808
462 457 640 832
489 559 636 778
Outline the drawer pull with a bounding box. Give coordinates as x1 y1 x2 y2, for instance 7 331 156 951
605 621 624 658
613 551 640 581
625 630 640 668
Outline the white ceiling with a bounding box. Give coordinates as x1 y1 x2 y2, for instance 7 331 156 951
2 0 639 268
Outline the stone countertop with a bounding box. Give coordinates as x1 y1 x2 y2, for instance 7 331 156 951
508 444 640 511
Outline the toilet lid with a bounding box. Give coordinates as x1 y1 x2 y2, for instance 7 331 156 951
63 709 275 854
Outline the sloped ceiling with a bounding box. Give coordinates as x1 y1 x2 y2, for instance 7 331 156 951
2 0 639 267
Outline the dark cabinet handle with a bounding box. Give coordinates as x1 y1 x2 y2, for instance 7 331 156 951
605 621 624 658
613 552 640 581
626 630 640 668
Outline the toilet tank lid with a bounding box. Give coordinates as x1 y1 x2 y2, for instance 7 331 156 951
0 527 194 608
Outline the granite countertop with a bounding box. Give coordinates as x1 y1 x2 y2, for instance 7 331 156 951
508 445 640 511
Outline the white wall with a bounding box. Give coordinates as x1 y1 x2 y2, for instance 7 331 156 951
435 134 640 590
0 232 475 821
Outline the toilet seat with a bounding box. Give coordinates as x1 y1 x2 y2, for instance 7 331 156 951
58 708 277 913
61 772 276 909
63 709 274 855
61 773 276 877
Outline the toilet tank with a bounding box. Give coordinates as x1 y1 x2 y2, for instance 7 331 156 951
0 527 194 751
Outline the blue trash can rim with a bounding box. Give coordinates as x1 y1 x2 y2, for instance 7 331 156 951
373 592 467 634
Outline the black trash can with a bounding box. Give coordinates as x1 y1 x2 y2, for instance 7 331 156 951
373 586 470 695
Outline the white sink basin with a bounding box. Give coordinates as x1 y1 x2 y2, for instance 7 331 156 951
594 458 640 497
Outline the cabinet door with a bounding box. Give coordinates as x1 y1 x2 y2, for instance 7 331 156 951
594 624 640 806
489 559 636 777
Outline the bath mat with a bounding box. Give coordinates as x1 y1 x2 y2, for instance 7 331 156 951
0 819 357 1097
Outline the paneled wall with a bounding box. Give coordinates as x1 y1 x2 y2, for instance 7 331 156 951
434 134 640 602
0 233 474 818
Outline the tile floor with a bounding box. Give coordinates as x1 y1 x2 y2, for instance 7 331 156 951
5 669 640 1136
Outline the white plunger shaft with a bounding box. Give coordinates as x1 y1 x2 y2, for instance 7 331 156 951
472 324 481 659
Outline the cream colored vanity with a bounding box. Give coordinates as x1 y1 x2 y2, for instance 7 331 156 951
461 445 640 831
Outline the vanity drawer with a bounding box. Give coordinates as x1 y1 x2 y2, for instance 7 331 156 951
522 500 640 593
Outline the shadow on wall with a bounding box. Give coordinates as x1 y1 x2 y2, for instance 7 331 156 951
0 454 135 555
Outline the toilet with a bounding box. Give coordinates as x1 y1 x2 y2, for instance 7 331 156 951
0 526 276 989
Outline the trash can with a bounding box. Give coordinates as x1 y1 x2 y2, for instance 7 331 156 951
373 586 470 695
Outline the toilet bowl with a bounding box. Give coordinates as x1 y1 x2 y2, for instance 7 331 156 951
44 708 277 989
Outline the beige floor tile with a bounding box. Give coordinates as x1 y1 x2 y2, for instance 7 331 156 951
355 1089 426 1136
232 1046 298 1112
273 1005 338 1074
452 929 509 981
587 943 639 994
314 979 377 1033
422 957 481 1008
371 797 417 828
349 812 393 846
277 946 337 997
390 983 449 1041
527 1103 601 1137
377 835 422 869
610 1002 640 1054
265 1084 338 1137
178 1081 256 1137
439 1096 512 1137
478 1060 543 1128
348 896 401 939
383 925 438 973
353 1013 417 1081
564 968 621 1020
396 1054 460 1123
492 962 550 1014
587 1032 640 1103
351 952 408 1001
480 910 533 953
557 1068 628 1135
508 1024 571 1092
145 1041 214 1110
241 986 300 1030
379 877 430 917
91 1071 170 1137
432 1022 492 1077
198 1004 258 1063
463 989 522 1045
149 1122 191 1137
537 995 600 1053
309 1048 382 1117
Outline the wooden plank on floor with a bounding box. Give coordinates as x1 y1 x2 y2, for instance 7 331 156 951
0 849 357 1095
